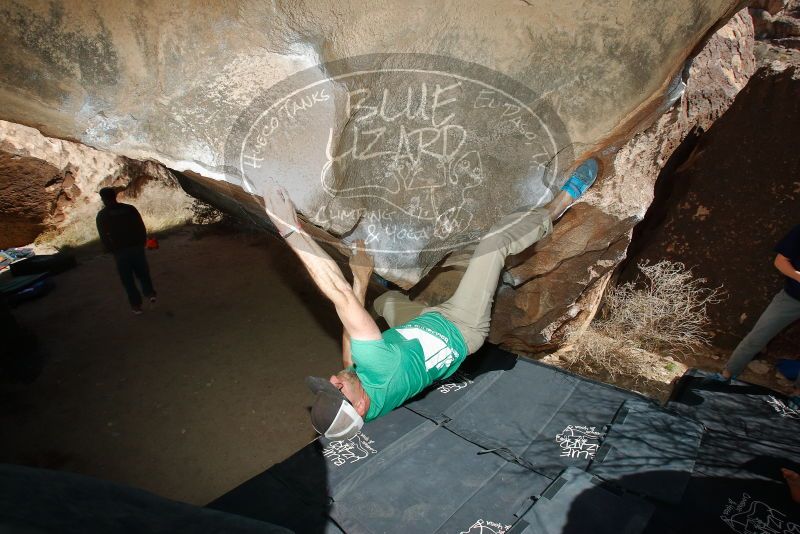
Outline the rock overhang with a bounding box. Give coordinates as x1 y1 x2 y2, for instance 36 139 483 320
0 0 748 286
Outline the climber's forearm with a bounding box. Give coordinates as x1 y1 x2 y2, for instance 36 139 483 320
776 254 800 283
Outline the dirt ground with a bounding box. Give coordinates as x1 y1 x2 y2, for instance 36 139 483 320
2 223 796 508
1 225 345 505
542 341 797 405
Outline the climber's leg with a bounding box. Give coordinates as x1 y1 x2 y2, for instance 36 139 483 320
426 158 599 353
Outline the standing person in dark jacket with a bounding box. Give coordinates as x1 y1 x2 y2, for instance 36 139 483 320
96 187 157 314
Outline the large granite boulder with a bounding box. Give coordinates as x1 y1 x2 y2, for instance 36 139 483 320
419 11 756 351
0 1 763 353
0 0 746 283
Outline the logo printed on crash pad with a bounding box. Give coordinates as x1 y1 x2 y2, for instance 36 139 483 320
437 371 473 394
721 492 798 534
555 425 604 459
765 396 800 420
459 518 511 534
322 432 377 467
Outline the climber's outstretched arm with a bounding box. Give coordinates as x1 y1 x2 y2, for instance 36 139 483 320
342 241 373 368
263 186 382 343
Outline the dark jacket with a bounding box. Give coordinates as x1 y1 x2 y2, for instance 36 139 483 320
96 203 147 253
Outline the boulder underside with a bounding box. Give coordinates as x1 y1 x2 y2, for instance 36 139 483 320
0 1 757 351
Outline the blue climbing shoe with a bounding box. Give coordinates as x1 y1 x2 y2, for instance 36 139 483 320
561 158 599 200
703 371 732 384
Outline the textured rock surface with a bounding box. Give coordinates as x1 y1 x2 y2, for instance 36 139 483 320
621 60 800 353
0 0 746 285
0 146 60 247
479 11 757 352
0 120 191 249
750 0 800 50
751 0 790 16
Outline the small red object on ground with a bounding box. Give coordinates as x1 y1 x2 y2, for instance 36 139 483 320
146 237 159 250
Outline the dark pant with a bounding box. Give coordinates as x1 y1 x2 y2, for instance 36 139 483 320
114 247 155 308
724 289 800 385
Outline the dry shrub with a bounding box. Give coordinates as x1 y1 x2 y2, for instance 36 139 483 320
561 328 631 377
599 261 724 353
564 260 724 381
191 199 225 225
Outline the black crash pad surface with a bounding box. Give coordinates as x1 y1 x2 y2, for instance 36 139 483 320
331 426 510 533
643 429 800 533
588 399 705 503
668 369 800 446
432 462 551 534
442 358 639 478
0 464 290 534
210 353 800 534
9 253 76 276
4 347 798 534
513 468 654 534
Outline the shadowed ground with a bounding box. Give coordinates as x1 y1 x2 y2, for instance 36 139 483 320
0 226 343 505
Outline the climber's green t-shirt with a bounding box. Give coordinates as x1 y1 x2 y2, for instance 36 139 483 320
350 312 469 422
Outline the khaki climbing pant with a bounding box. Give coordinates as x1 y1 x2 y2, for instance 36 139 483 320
374 207 552 354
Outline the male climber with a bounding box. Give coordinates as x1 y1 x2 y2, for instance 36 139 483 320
263 158 600 440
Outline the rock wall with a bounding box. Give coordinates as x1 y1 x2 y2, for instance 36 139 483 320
750 0 800 48
414 11 756 352
0 145 61 247
0 120 191 250
0 1 763 354
491 11 757 351
0 0 746 285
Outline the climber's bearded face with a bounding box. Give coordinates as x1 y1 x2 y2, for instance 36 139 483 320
329 369 367 417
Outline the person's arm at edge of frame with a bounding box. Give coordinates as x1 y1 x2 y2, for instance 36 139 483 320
775 254 800 283
263 186 383 352
342 241 374 368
